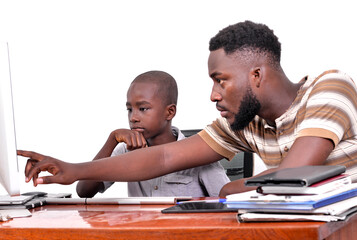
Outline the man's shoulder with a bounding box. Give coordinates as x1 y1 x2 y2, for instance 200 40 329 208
303 70 356 97
314 70 354 85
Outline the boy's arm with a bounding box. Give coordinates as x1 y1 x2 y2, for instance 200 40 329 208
19 134 224 187
76 131 118 198
76 129 147 197
219 135 334 197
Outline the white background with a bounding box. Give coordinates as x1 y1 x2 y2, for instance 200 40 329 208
0 0 356 197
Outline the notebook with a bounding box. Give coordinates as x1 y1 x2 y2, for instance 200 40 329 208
245 165 346 187
0 195 35 205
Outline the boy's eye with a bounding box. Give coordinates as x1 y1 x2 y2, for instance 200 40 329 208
139 107 149 111
127 108 132 112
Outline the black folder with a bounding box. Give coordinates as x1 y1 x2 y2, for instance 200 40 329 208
245 165 346 187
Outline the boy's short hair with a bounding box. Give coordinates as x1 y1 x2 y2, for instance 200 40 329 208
209 20 281 68
132 70 178 106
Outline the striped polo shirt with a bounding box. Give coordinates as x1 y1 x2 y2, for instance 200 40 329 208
199 70 357 180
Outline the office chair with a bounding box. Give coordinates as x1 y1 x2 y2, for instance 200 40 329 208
181 129 253 181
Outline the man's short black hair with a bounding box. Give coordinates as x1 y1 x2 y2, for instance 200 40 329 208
209 20 281 67
133 70 178 106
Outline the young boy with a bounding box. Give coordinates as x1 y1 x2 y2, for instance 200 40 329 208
76 70 230 198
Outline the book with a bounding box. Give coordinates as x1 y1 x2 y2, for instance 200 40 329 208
236 195 357 222
227 183 357 202
225 183 357 211
236 211 353 222
245 165 346 187
237 196 357 215
257 174 351 195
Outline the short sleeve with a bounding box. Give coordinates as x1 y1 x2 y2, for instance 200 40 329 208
297 71 357 147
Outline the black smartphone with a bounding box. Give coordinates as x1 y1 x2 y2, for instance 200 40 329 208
161 201 238 213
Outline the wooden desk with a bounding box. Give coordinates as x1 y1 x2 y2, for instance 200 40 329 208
0 204 356 240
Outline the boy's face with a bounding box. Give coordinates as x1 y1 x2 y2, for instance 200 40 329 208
126 81 168 140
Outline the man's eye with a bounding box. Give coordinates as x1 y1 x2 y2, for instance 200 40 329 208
140 108 148 111
127 108 132 112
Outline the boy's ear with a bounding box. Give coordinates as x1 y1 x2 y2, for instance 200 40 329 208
166 104 176 120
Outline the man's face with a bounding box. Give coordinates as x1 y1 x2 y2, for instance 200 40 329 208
208 49 261 130
126 82 168 139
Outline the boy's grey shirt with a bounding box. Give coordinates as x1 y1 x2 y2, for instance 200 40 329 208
101 127 230 197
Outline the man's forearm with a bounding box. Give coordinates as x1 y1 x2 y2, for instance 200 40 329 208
75 135 220 183
21 135 223 186
75 144 169 182
76 132 118 197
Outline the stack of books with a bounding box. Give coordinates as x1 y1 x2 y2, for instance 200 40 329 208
224 165 357 222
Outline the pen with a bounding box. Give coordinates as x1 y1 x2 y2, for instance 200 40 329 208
45 197 185 205
177 199 226 204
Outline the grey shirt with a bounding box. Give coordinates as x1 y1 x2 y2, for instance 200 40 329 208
102 127 230 197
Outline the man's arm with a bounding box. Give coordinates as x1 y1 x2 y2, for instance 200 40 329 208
219 136 334 197
19 134 224 187
76 131 118 198
76 129 148 197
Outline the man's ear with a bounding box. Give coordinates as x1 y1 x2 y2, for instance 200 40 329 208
166 104 176 120
250 67 262 88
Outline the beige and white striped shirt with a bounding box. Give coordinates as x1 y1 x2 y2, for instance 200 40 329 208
199 70 357 180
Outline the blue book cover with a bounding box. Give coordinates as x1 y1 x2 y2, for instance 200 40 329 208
226 187 357 211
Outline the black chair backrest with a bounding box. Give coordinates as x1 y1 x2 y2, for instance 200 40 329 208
181 129 253 180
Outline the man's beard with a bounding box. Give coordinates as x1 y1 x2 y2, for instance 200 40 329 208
230 87 261 131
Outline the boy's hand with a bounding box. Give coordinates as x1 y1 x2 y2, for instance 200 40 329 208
112 129 147 151
17 150 78 186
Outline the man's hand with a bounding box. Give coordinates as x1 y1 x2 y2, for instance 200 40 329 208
219 179 257 197
112 129 147 150
17 150 78 186
219 136 335 197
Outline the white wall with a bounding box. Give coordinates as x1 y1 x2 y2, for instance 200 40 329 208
0 0 356 197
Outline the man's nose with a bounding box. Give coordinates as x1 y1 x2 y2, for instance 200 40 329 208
210 87 222 102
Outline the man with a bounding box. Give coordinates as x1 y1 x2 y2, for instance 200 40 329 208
19 20 357 197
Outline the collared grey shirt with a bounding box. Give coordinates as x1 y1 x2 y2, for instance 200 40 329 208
102 126 230 197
